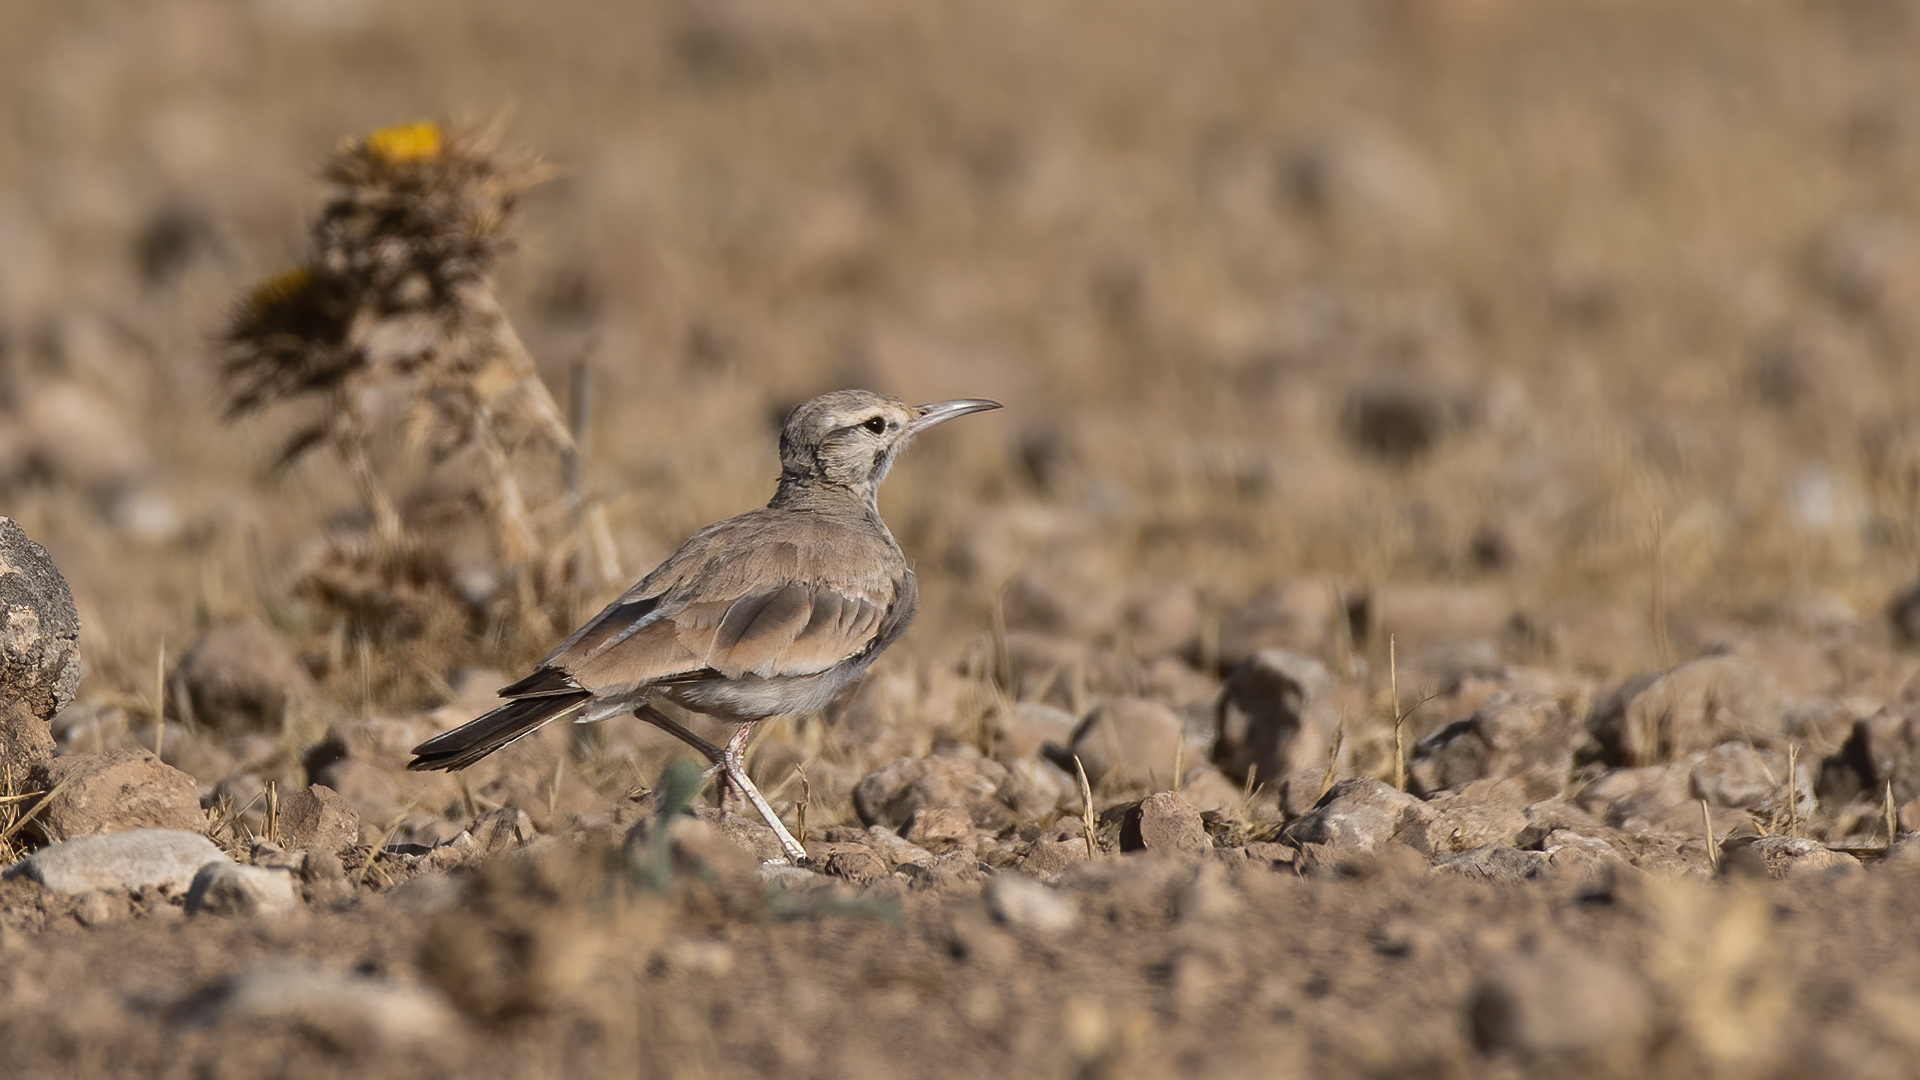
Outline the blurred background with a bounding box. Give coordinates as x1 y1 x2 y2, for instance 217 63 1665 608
6 0 1920 789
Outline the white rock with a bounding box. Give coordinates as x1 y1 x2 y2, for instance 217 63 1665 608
8 829 226 894
191 968 457 1046
184 861 300 916
985 873 1079 934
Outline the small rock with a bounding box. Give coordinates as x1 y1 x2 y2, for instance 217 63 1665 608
1119 580 1202 659
902 806 977 854
759 862 839 893
1016 837 1090 877
1588 656 1783 766
1576 760 1721 834
1213 583 1338 671
862 825 937 869
1409 692 1576 801
189 968 458 1047
901 851 984 892
1176 767 1250 817
1213 649 1337 789
1720 835 1863 880
853 752 1013 831
1470 950 1652 1056
249 840 303 872
72 889 123 927
171 616 316 735
817 844 889 885
984 874 1079 934
991 701 1078 763
1422 780 1529 855
1001 630 1145 706
1067 697 1187 790
1120 791 1211 855
1691 741 1809 814
1339 378 1463 462
469 807 535 854
31 749 204 842
1283 777 1434 856
185 861 302 916
311 758 404 827
277 784 362 854
0 517 81 775
1820 704 1920 806
995 757 1076 819
1434 846 1552 883
9 829 226 894
299 850 353 906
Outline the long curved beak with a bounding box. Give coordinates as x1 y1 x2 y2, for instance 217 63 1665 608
910 398 1002 434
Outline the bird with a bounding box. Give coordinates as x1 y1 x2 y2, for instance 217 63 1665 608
408 389 1001 862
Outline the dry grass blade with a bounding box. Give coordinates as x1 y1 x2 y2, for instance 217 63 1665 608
1702 799 1719 873
265 779 280 846
1073 754 1098 860
1390 634 1405 792
1318 724 1345 803
1785 743 1800 839
0 775 78 849
1886 781 1900 853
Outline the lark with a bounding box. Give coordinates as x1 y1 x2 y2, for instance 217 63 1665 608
409 389 1000 861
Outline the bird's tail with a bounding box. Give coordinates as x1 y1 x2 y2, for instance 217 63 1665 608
408 691 592 772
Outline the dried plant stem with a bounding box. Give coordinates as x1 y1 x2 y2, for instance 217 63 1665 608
1074 754 1098 860
795 765 811 849
1390 634 1406 791
473 417 539 565
1785 743 1800 838
1318 724 1345 802
1701 799 1719 873
0 776 77 848
1886 781 1900 853
152 638 167 761
1651 508 1671 669
265 780 280 845
345 438 402 542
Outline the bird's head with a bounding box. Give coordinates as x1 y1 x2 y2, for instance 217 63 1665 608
778 389 1001 502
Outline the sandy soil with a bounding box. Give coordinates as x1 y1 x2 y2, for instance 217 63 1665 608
7 1 1920 1077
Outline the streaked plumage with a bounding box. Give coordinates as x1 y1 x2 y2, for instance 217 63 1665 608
409 389 999 861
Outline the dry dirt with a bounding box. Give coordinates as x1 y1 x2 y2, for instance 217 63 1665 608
8 1 1920 1077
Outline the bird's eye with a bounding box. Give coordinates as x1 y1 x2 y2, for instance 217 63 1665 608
862 416 888 434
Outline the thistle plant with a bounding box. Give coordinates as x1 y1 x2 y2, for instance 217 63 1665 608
220 121 576 693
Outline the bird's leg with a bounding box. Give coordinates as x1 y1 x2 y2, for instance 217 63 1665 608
636 706 805 861
720 721 809 864
633 704 727 777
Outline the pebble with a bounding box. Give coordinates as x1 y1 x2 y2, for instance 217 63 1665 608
277 784 362 854
1212 649 1337 791
853 752 1013 831
31 749 205 842
1588 656 1782 766
1408 692 1575 802
1068 697 1187 790
1283 778 1434 856
1470 950 1652 1056
901 806 977 854
1120 791 1211 854
985 873 1079 934
170 616 315 735
184 862 301 916
9 829 226 894
187 967 457 1047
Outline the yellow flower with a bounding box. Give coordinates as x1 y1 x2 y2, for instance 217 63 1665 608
365 121 444 165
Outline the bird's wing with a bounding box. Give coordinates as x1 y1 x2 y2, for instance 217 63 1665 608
505 511 907 698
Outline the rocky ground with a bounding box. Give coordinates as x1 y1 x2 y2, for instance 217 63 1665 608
10 1 1920 1077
